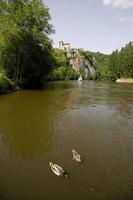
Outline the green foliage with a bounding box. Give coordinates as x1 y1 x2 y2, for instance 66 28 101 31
93 42 133 81
47 66 79 81
83 51 109 68
93 66 116 81
48 49 79 81
0 0 132 88
53 49 68 67
0 0 54 89
108 42 133 78
66 67 79 80
0 68 15 94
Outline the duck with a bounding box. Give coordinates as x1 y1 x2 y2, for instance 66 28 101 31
49 162 67 178
72 149 82 162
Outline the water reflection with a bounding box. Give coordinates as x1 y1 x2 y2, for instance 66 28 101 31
66 81 133 118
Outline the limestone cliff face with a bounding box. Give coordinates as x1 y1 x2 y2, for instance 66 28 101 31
58 41 96 78
68 50 95 78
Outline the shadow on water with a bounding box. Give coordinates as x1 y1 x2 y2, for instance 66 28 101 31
120 191 133 200
0 194 9 200
43 80 78 91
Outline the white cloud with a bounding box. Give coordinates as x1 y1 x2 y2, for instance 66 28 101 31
102 0 133 9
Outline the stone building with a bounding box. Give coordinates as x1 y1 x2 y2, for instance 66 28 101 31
59 41 70 51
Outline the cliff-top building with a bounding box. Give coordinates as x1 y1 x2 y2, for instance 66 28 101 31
59 41 70 51
58 40 95 77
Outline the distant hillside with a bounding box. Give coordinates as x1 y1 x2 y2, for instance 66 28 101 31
83 51 109 69
50 41 133 81
93 41 133 81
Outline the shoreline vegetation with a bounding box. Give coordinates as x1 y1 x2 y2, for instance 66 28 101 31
0 69 16 95
0 0 133 95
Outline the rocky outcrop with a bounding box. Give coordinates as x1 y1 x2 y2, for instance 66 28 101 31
68 50 95 78
58 41 96 79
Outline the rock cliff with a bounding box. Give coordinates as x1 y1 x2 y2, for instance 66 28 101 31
67 49 95 79
58 41 96 79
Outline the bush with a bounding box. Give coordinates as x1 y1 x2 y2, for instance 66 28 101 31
47 66 79 81
0 68 15 94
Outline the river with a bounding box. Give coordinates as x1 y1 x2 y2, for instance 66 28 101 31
0 81 133 200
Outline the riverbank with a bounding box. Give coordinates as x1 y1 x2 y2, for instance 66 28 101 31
0 87 17 95
116 78 133 83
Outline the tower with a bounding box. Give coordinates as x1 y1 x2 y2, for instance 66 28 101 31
59 41 70 51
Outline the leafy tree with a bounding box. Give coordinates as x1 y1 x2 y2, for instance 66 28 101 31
94 42 133 81
53 49 68 68
0 0 54 88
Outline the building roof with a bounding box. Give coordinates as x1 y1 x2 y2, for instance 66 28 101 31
59 41 70 45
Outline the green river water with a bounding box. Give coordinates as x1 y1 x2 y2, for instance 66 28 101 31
0 81 133 200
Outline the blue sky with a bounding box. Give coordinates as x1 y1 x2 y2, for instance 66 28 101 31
46 0 133 54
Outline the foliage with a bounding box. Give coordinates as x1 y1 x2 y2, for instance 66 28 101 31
83 51 109 68
93 66 116 81
47 66 79 81
0 68 15 94
0 0 132 89
108 42 133 79
0 0 54 89
47 49 79 80
53 49 68 67
93 42 133 81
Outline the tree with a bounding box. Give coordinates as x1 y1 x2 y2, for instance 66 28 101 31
53 49 68 68
94 42 133 81
0 0 54 88
108 42 133 79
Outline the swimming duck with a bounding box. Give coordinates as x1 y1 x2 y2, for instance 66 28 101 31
49 162 67 177
72 149 82 162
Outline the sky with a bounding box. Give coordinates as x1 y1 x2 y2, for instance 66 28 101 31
46 0 133 54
